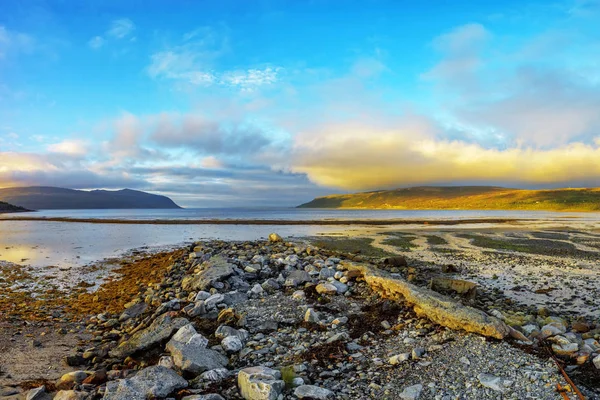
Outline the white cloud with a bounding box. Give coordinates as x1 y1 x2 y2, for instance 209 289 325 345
88 36 105 49
47 140 89 156
107 18 135 39
147 27 279 91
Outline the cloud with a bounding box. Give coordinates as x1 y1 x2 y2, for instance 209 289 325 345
107 18 135 39
0 25 35 59
47 140 89 156
88 18 135 50
88 36 104 49
147 27 280 91
289 118 600 190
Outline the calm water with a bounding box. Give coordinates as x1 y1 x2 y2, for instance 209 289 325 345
1 208 599 268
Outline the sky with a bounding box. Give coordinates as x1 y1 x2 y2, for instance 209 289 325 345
1 0 600 207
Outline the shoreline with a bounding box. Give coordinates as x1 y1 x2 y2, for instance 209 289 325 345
0 216 529 225
1 231 599 399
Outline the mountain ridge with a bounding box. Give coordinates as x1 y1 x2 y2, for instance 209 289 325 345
0 186 181 210
0 201 31 214
297 186 600 211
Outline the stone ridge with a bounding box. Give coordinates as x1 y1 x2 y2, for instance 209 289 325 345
341 261 511 339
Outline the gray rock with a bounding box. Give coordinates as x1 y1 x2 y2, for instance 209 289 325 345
205 293 225 309
215 325 248 342
330 280 348 294
305 308 320 323
238 366 284 400
119 302 148 322
294 385 334 399
285 270 311 287
168 324 209 349
318 268 336 280
261 279 281 293
26 386 45 400
200 368 231 382
194 291 211 301
182 395 225 400
399 384 423 400
167 335 228 375
109 312 189 359
182 256 235 292
103 366 188 400
223 291 249 306
222 336 243 352
478 373 505 392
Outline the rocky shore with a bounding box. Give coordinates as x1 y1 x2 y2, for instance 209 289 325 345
1 232 599 399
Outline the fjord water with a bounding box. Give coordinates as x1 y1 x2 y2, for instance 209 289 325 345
1 208 599 269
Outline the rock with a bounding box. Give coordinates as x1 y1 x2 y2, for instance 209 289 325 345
315 283 337 295
342 262 511 339
119 302 148 322
294 385 334 399
167 329 228 375
26 386 45 400
56 371 88 389
399 384 423 400
169 324 209 348
195 291 211 301
238 366 285 400
389 353 411 365
182 395 225 400
478 373 505 392
319 268 336 280
412 347 426 360
261 279 281 293
182 256 235 292
292 290 306 300
205 293 225 309
109 312 189 359
330 280 348 294
215 325 248 342
103 366 188 400
541 323 567 338
222 336 243 352
158 356 175 369
304 308 320 323
552 342 579 356
326 332 349 343
285 270 311 287
53 391 87 400
593 354 600 369
200 368 231 382
268 233 283 243
572 321 590 333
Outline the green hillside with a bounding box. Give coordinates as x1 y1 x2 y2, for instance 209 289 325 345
298 186 600 211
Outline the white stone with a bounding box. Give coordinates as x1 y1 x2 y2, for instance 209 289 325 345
222 336 243 353
294 385 334 399
389 353 411 365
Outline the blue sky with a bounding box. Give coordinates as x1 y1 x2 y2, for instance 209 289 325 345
1 0 600 206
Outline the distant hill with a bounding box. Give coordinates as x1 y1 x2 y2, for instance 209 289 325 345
298 186 600 211
0 201 31 214
0 187 181 210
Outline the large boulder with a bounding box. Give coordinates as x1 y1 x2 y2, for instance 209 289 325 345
103 366 188 400
341 261 511 339
166 324 228 375
182 256 235 292
238 366 285 400
109 312 189 359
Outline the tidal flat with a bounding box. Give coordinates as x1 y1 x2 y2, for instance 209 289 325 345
0 227 599 399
